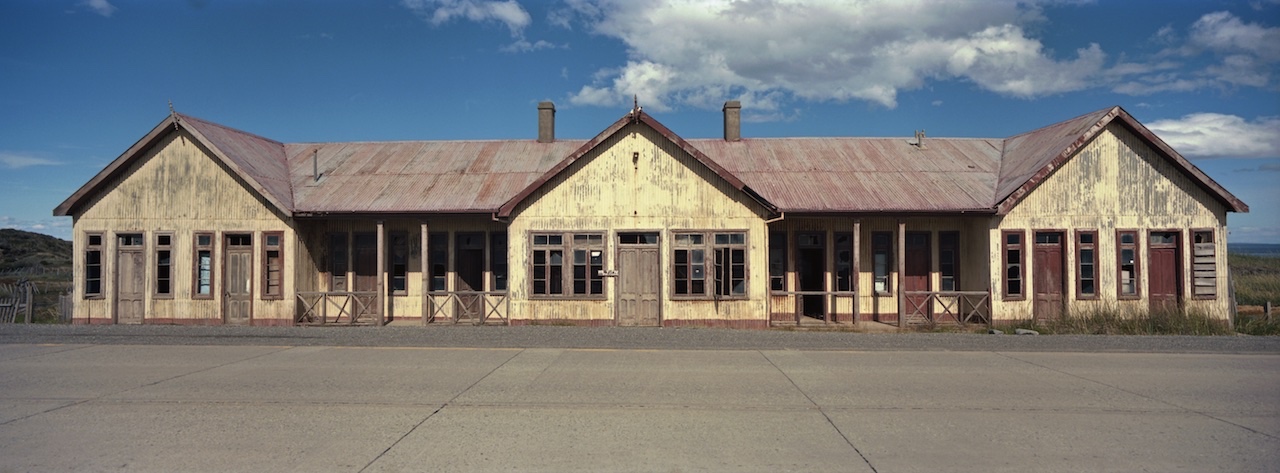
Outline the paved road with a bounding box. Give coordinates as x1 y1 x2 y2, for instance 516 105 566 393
0 328 1277 472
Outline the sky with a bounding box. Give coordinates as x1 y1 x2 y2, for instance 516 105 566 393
1 0 1277 242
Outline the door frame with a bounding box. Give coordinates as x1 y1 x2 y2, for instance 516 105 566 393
903 231 932 320
614 230 662 326
795 231 827 318
113 232 145 325
1032 229 1066 321
1147 229 1183 312
222 232 254 325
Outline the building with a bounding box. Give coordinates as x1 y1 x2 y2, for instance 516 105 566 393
53 102 1248 328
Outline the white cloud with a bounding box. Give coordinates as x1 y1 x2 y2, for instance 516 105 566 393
401 0 531 36
1146 113 1280 159
81 0 116 17
501 39 561 53
0 153 61 169
562 0 1109 112
1131 12 1280 93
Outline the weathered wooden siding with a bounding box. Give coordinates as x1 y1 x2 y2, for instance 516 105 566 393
994 123 1230 319
72 130 295 324
508 123 771 323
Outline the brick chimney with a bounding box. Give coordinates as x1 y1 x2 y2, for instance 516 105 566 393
538 101 556 143
723 100 741 142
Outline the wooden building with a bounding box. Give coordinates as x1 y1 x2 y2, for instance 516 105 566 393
54 102 1248 327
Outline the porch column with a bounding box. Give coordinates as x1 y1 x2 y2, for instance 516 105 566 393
824 230 833 324
897 220 906 329
852 219 860 325
376 220 385 327
420 221 429 326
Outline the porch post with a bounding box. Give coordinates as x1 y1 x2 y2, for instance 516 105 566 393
824 230 833 324
897 220 906 329
376 220 385 326
852 219 860 325
420 221 429 326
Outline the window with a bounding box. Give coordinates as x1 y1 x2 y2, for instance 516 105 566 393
84 233 103 298
388 232 407 295
428 233 448 292
1076 230 1098 299
262 232 283 299
673 231 747 298
491 232 508 291
939 232 959 291
872 232 892 294
835 232 854 291
1002 230 1024 300
673 233 706 296
1117 230 1139 298
714 233 747 297
1192 230 1216 298
328 233 348 291
155 233 173 297
572 234 604 296
194 232 213 298
531 234 565 296
769 231 787 291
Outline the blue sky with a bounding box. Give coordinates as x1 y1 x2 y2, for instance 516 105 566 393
1 0 1277 242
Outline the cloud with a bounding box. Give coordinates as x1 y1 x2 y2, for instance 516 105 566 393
1125 12 1280 93
0 153 62 169
1236 163 1280 172
562 0 1111 111
0 216 72 240
81 0 116 17
401 0 531 36
501 39 561 53
1146 113 1280 159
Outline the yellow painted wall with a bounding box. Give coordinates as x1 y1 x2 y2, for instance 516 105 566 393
994 123 1231 320
508 123 771 323
71 130 295 323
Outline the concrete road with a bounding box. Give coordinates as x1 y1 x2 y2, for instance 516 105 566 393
0 343 1276 472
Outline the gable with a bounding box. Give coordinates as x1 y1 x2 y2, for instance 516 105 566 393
55 114 292 217
1002 123 1230 220
508 121 772 222
69 129 288 223
498 111 775 218
996 106 1247 215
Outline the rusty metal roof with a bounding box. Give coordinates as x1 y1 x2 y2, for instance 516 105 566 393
692 137 1003 212
285 140 581 214
57 105 1247 218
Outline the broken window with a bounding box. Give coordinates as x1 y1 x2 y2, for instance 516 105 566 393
872 232 891 294
1192 230 1216 298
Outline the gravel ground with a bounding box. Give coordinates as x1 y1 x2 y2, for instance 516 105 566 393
2 324 1278 353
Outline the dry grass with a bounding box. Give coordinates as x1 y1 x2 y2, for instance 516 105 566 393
998 304 1233 336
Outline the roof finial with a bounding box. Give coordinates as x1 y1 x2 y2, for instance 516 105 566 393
168 100 179 130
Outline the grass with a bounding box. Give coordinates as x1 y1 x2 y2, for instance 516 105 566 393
997 304 1233 335
1230 253 1280 306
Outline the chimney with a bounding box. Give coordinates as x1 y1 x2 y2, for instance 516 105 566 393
723 101 741 142
537 101 556 143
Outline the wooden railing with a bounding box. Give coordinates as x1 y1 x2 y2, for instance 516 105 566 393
426 291 509 325
903 291 991 326
296 291 378 325
769 291 858 324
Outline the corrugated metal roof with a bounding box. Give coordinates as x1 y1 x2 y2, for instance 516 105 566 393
694 137 1002 212
56 105 1248 218
284 140 582 213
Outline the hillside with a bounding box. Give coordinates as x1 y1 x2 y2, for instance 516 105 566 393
0 228 72 274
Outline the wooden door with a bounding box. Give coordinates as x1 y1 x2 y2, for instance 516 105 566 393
796 233 825 318
353 233 377 292
617 242 660 327
224 234 253 325
903 232 931 321
1149 232 1181 312
1033 232 1064 321
115 234 144 324
454 232 485 320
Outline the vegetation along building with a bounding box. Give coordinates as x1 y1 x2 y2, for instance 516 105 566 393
53 102 1248 328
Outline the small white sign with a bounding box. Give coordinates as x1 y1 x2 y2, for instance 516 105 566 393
598 269 619 277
